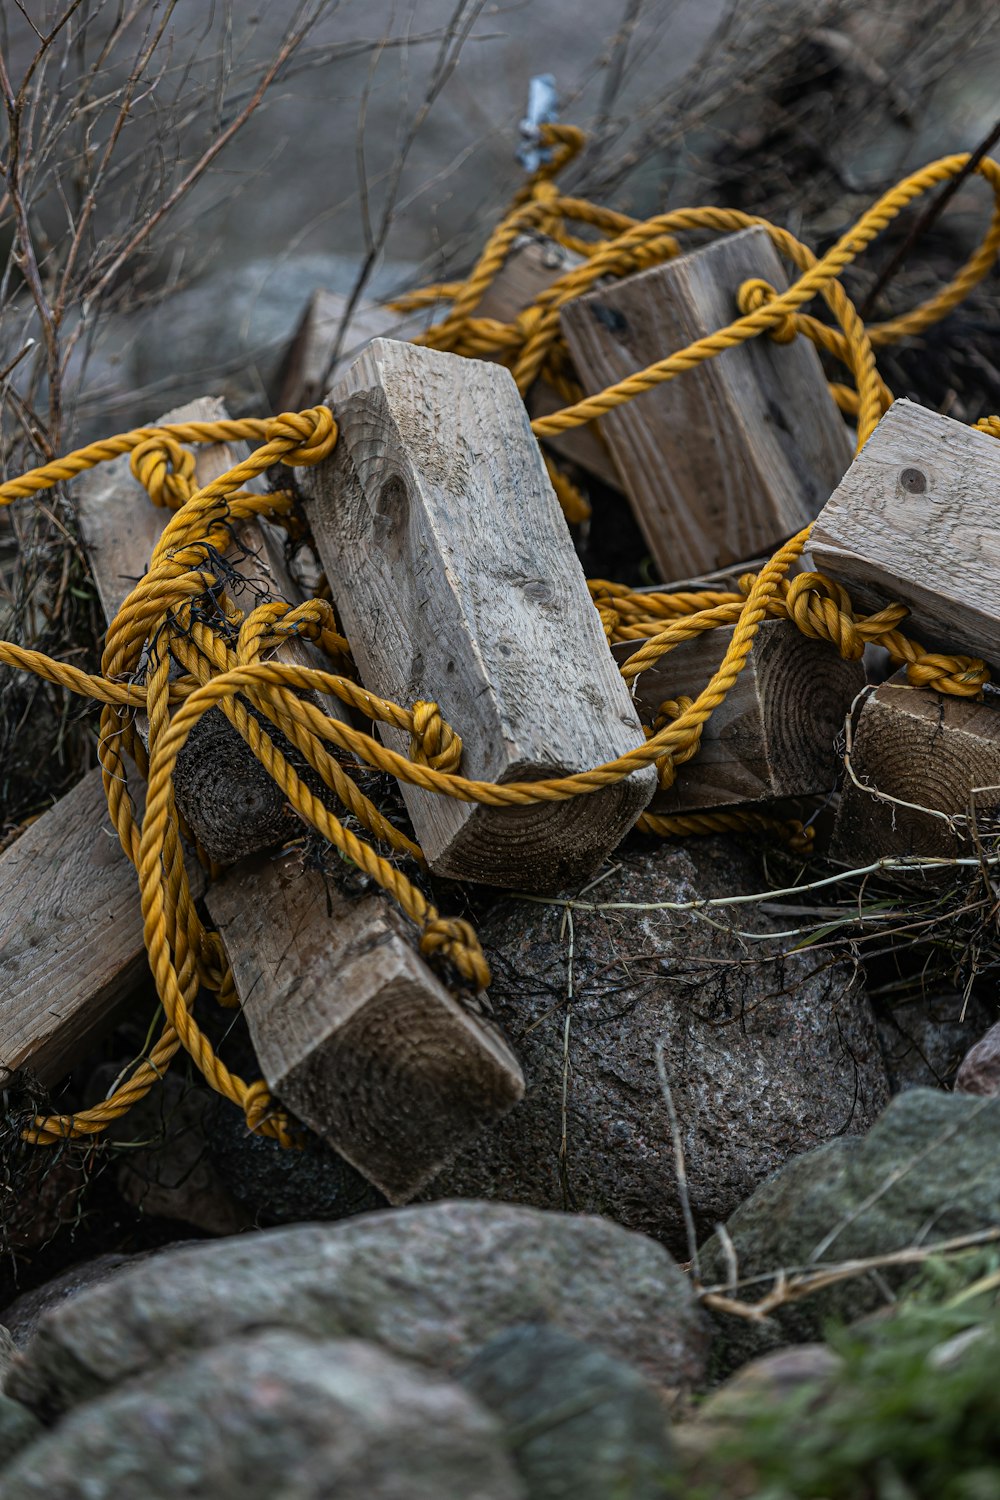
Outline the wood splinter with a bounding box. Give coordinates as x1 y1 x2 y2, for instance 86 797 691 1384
299 337 656 891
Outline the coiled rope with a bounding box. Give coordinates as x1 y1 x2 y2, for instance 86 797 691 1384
3 124 998 1146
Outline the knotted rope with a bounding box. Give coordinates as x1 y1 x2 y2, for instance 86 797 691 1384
2 125 999 1145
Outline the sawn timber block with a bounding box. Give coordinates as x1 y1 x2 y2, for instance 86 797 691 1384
277 288 431 411
810 399 1000 669
472 234 621 489
78 397 306 863
0 768 203 1086
830 671 1000 867
560 225 854 581
206 854 525 1203
299 337 656 890
614 619 866 812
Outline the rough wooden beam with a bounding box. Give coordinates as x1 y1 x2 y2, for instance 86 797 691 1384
472 234 621 490
615 620 866 812
300 337 656 890
0 769 162 1087
810 399 1000 668
561 226 854 581
78 397 306 864
206 854 525 1203
276 289 431 411
830 671 1000 866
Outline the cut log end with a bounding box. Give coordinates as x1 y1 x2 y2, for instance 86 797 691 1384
430 765 656 890
206 859 524 1202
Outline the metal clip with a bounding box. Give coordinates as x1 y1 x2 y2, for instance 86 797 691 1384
517 74 558 172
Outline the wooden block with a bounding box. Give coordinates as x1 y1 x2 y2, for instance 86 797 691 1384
474 234 621 489
300 338 656 890
830 672 1000 866
276 289 432 410
78 397 306 863
615 620 866 811
810 399 1000 667
206 854 525 1203
561 226 854 580
0 770 151 1086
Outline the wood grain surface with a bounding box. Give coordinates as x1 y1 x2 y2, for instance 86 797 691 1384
207 852 524 1201
615 619 865 811
0 769 150 1085
561 226 853 581
811 399 1000 668
831 671 1000 865
300 337 656 889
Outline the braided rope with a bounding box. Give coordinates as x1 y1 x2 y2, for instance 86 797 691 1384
4 126 1000 1145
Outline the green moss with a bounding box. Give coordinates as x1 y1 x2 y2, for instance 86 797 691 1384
700 1298 1000 1500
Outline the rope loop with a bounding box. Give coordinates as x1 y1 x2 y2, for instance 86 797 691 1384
420 916 491 991
410 699 463 772
243 1079 295 1144
785 571 865 658
266 406 339 467
736 277 798 343
130 435 197 509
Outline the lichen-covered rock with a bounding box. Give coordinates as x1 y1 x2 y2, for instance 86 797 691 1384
699 1089 1000 1368
9 1202 709 1418
426 840 889 1253
1 1333 524 1500
461 1324 677 1499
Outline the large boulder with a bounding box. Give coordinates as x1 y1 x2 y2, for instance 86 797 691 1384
8 1201 709 1417
699 1089 1000 1368
461 1324 677 1498
1 1333 524 1500
426 839 889 1254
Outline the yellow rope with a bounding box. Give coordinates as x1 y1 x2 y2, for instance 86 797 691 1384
4 124 999 1146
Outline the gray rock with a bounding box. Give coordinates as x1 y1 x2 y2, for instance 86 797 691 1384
0 1392 41 1469
697 1344 843 1419
1 1255 138 1350
461 1324 676 1499
699 1089 1000 1367
956 1020 1000 1097
9 1201 709 1417
1 1332 524 1500
203 1084 385 1227
877 991 996 1093
426 840 889 1254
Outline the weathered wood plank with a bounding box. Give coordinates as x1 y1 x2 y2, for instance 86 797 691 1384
561 226 854 581
0 770 149 1086
206 853 525 1203
810 399 1000 668
300 337 656 890
615 620 866 811
830 671 1000 866
276 289 431 411
473 234 620 489
78 397 305 863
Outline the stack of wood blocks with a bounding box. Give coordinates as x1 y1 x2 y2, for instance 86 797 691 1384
8 216 985 1200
